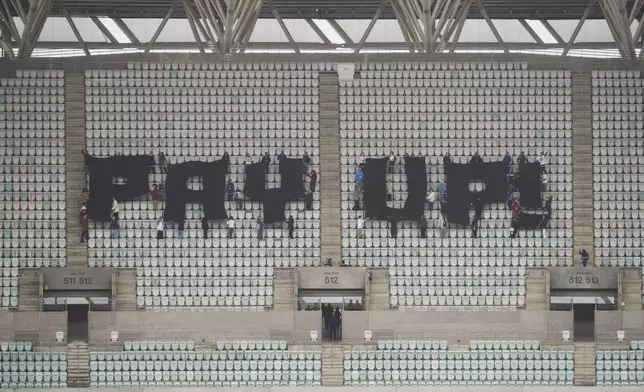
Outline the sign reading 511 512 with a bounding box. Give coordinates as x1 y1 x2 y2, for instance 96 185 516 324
43 268 112 291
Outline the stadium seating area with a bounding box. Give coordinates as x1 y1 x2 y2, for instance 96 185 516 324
90 340 321 387
596 341 644 385
591 69 644 268
0 69 66 311
0 341 68 389
343 339 574 386
84 62 321 310
339 62 573 310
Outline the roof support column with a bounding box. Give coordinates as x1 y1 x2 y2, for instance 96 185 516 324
598 0 635 59
184 0 262 53
18 0 52 59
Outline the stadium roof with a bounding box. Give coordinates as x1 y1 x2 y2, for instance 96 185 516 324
43 0 619 20
2 0 644 59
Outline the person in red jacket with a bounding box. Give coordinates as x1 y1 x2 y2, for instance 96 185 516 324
79 210 89 243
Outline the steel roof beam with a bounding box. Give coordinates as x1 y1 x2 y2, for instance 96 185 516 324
26 40 635 51
184 0 220 52
448 0 470 52
390 0 415 52
222 0 236 52
237 0 262 52
326 19 353 44
562 0 595 56
1 0 21 45
184 2 206 52
438 0 471 52
474 0 508 53
355 0 388 53
63 8 90 56
18 0 52 58
267 0 299 53
518 19 544 44
540 20 564 44
305 18 331 44
145 0 179 53
598 0 633 59
112 18 140 44
91 16 118 43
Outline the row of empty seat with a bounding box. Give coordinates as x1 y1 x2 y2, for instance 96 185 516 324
344 340 573 386
0 70 66 311
0 341 67 389
592 70 644 268
90 340 321 388
596 341 644 385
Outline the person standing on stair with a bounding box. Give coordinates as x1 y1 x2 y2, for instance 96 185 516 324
307 170 318 193
419 215 428 239
111 198 119 218
156 216 165 239
158 152 167 174
580 249 590 267
389 212 399 239
331 307 342 340
356 216 365 238
257 216 264 240
81 149 90 180
177 220 185 240
304 191 313 211
287 215 295 239
110 214 119 239
201 217 209 239
151 183 160 210
79 210 89 243
226 179 235 202
227 217 235 238
234 189 244 210
82 188 89 204
302 152 312 173
158 183 166 208
222 151 230 173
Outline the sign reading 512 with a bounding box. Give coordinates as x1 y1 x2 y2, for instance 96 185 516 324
324 276 339 284
323 272 340 285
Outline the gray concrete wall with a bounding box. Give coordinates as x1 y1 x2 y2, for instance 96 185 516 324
8 386 644 392
0 312 67 347
595 310 644 341
342 311 573 344
88 311 321 347
89 310 572 346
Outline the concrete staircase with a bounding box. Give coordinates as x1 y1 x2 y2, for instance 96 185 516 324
17 269 41 311
321 343 344 386
571 69 594 266
67 342 90 387
272 268 295 310
114 269 137 310
620 268 643 310
573 342 596 386
65 75 88 268
367 268 390 310
318 74 342 266
525 268 548 310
